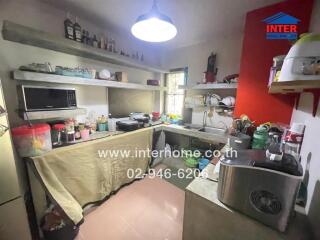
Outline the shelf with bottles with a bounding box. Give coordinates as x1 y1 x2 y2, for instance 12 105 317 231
2 20 167 74
64 13 145 62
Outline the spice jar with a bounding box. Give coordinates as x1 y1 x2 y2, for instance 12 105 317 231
64 119 75 143
51 124 65 146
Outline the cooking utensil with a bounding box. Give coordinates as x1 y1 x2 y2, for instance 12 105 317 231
117 120 139 131
208 106 214 118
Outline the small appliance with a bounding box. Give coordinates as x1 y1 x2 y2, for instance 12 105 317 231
117 120 139 132
18 85 77 111
129 112 150 126
279 33 320 82
218 150 303 232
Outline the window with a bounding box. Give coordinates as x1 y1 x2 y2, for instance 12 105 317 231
165 68 187 115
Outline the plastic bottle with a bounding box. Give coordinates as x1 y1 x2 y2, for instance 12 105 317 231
252 126 268 149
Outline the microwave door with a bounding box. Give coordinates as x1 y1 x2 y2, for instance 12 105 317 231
24 88 71 110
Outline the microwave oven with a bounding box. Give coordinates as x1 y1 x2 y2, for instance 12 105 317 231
18 85 77 111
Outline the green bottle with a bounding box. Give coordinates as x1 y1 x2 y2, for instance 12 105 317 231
252 126 268 149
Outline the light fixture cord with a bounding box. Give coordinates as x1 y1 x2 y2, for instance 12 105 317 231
152 0 158 10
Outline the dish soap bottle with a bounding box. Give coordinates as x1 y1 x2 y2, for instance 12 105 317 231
64 12 74 40
73 16 82 42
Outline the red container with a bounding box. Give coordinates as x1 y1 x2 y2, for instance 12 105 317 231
152 112 160 117
152 112 160 121
11 124 52 157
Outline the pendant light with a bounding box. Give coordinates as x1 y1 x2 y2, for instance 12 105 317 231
131 0 177 42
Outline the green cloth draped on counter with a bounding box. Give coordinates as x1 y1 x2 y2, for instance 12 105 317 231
30 128 153 225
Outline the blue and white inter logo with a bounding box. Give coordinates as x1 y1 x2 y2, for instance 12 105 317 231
263 12 300 40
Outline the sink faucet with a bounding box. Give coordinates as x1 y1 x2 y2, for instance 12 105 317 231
203 111 208 127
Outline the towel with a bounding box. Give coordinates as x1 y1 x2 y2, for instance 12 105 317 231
30 128 153 225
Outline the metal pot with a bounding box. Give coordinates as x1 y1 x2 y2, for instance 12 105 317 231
229 133 251 150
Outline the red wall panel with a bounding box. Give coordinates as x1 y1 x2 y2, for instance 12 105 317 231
234 0 314 125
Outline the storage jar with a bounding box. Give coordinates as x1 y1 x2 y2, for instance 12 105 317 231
12 124 52 157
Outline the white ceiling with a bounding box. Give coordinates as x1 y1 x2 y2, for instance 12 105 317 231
43 0 282 49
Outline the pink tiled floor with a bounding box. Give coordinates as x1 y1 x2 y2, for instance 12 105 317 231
75 175 185 240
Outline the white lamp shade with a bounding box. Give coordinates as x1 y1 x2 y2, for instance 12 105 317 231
131 1 177 42
131 17 177 42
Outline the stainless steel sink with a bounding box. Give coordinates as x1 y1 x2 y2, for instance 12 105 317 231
184 125 202 130
198 127 227 135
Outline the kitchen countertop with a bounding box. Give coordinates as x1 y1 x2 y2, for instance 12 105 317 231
52 123 233 151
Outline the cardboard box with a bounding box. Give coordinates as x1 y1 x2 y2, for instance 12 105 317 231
115 72 128 82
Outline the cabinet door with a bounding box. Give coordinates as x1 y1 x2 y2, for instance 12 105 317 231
0 197 32 240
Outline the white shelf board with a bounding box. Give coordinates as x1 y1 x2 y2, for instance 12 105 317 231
185 104 235 109
180 83 238 90
13 70 163 91
21 108 87 120
2 20 168 74
269 80 320 94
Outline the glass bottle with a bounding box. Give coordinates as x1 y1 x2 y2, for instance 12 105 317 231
93 35 98 48
86 31 91 45
81 29 86 43
64 12 74 40
73 16 82 42
99 36 105 49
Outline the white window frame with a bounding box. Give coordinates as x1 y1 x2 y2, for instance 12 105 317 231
165 68 188 116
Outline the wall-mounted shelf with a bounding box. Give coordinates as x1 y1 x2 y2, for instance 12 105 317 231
13 70 164 91
180 83 237 90
269 80 320 117
2 20 168 74
269 80 320 94
20 108 87 120
185 104 235 109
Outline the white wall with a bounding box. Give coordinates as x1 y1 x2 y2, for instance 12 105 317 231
161 34 243 127
161 34 242 85
290 0 320 237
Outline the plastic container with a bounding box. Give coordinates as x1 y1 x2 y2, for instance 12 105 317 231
108 119 117 132
198 158 210 171
152 112 160 121
185 157 198 168
80 129 90 140
98 123 108 131
12 124 52 157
